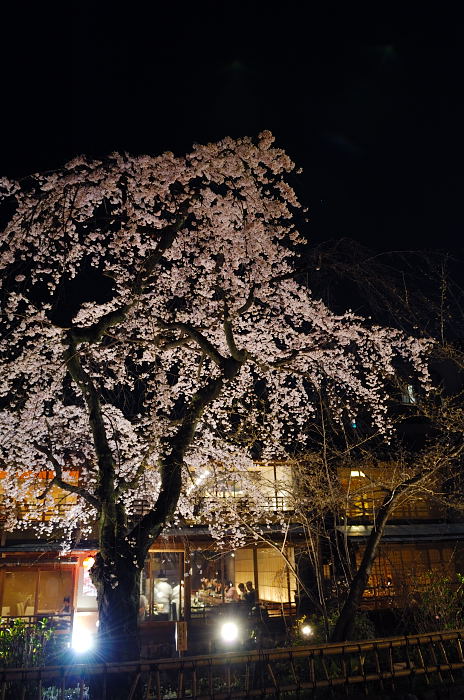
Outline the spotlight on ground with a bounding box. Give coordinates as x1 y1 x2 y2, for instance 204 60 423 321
301 624 313 638
220 620 240 643
71 628 95 653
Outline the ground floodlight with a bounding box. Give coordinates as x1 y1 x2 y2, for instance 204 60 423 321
220 620 239 643
301 624 313 637
71 628 95 653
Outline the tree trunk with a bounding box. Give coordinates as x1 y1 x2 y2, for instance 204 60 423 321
330 497 394 642
94 556 140 661
90 552 141 699
331 472 428 642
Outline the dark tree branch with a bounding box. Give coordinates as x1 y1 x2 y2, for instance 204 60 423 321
64 335 116 507
58 211 189 345
270 350 300 368
157 335 193 351
156 318 226 367
331 468 435 643
132 206 190 295
71 306 132 344
223 301 247 362
236 285 256 316
128 358 242 557
223 318 246 361
34 444 100 510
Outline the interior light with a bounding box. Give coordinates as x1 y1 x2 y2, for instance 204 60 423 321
196 469 210 484
187 469 211 493
350 470 366 478
220 621 239 643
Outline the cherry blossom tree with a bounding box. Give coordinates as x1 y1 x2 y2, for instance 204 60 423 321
0 133 431 671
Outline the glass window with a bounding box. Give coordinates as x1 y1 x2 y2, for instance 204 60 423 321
189 550 235 614
37 570 73 613
76 563 98 610
257 547 296 603
401 384 416 404
2 571 37 616
145 552 182 621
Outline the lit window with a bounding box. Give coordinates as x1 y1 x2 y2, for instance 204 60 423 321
402 384 416 404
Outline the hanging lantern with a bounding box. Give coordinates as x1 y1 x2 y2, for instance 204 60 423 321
83 555 95 569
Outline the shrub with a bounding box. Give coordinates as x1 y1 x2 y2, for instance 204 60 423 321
290 609 375 645
0 617 55 668
409 572 464 633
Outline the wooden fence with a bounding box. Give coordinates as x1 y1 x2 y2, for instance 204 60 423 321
1 629 464 698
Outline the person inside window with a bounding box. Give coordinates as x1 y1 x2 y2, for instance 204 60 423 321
139 593 149 622
54 596 72 629
225 581 239 602
60 596 71 614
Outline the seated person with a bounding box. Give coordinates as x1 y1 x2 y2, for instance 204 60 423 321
53 597 72 629
225 581 240 602
60 596 71 614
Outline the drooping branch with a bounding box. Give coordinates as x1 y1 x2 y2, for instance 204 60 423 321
156 335 193 351
270 350 300 368
70 306 132 344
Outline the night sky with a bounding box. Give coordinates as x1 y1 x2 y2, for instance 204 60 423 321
2 5 463 253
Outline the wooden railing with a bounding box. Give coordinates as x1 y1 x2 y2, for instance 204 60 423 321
1 630 463 698
0 494 292 524
131 495 294 518
0 501 76 523
262 600 297 618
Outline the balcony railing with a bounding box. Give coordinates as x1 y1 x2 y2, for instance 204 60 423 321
0 491 294 525
131 496 293 520
0 501 76 523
